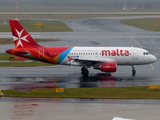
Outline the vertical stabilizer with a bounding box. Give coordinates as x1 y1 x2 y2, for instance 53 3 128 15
9 20 41 48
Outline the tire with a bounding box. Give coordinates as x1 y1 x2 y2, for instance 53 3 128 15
132 70 136 75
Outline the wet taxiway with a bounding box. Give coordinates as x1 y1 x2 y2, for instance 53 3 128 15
0 97 160 120
0 63 159 90
0 15 160 119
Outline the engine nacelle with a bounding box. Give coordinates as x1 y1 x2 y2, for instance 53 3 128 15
93 62 117 72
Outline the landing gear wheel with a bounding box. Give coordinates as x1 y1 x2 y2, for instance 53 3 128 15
81 67 89 76
81 67 86 73
132 65 136 75
132 70 136 75
83 69 89 75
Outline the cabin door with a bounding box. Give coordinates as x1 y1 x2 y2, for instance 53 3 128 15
133 49 138 59
39 49 44 59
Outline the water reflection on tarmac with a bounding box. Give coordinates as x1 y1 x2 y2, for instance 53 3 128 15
0 66 159 90
0 97 160 120
0 74 134 90
2 97 160 104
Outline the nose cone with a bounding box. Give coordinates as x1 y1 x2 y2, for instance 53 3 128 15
150 55 157 63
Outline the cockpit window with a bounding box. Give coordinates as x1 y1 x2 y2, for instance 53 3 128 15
143 52 149 55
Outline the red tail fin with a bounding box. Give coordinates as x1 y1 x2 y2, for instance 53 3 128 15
9 20 41 48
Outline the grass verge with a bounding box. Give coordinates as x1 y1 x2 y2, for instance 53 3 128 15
0 19 73 32
0 38 59 44
121 18 160 31
0 14 139 20
1 14 159 20
0 53 15 60
0 62 52 67
1 6 160 12
2 86 160 99
0 53 53 67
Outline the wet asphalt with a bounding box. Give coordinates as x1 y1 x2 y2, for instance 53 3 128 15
0 15 160 120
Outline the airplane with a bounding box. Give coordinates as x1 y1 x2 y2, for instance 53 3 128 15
112 117 135 120
6 20 157 75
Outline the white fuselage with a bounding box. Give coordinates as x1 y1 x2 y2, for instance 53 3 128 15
60 47 156 66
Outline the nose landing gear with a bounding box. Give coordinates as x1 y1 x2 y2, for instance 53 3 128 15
132 65 136 75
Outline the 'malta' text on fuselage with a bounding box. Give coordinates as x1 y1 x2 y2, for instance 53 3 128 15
102 49 130 56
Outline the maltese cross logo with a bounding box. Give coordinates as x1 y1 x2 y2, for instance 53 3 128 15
13 29 29 47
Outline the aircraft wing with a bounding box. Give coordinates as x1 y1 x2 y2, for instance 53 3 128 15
75 58 116 62
73 57 116 66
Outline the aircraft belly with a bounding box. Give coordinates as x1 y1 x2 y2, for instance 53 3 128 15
116 57 133 65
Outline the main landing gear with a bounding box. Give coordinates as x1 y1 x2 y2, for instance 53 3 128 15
132 65 136 76
81 66 136 76
81 66 89 76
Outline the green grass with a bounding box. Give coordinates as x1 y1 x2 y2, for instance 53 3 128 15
0 14 132 20
2 86 160 99
121 18 160 31
0 53 15 60
0 53 53 67
0 19 73 32
0 6 113 12
0 38 59 44
0 62 52 67
21 20 73 32
1 14 159 20
1 6 160 12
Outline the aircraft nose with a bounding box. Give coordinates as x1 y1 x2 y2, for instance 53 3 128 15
150 55 157 63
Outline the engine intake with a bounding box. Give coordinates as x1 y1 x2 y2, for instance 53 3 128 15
93 62 117 72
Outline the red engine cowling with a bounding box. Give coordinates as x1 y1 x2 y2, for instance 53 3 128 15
94 62 117 72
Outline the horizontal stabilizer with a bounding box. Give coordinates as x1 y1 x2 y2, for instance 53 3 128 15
13 51 30 54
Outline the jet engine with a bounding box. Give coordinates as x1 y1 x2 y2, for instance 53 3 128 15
93 62 117 72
